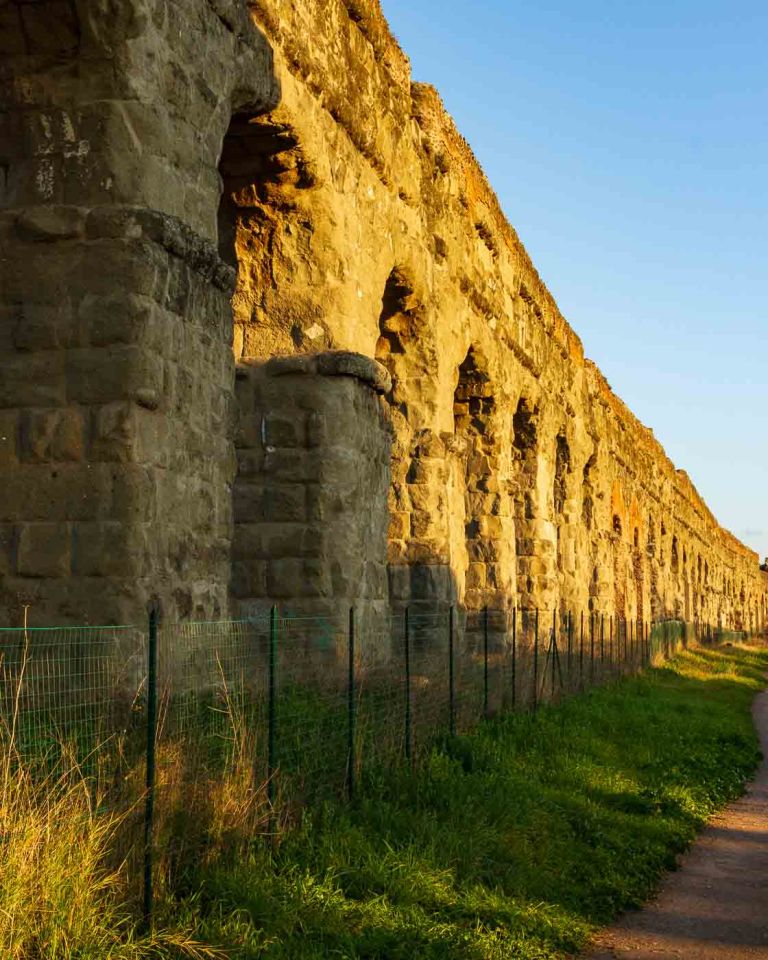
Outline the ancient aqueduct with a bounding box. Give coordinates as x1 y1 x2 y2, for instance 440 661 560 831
1 0 766 633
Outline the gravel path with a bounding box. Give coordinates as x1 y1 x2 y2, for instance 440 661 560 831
585 688 768 960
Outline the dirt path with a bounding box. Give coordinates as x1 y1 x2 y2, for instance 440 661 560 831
585 688 768 960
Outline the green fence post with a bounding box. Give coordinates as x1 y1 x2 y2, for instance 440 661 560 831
533 608 539 713
511 607 517 710
483 605 490 720
347 606 356 802
579 610 584 689
404 607 412 765
551 608 557 699
600 614 605 678
142 607 159 932
590 612 595 683
449 605 456 737
268 605 278 814
609 616 614 675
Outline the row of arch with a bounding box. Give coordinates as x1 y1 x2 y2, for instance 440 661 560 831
371 268 766 627
214 107 767 630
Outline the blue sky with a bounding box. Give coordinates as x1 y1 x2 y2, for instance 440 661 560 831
380 0 767 561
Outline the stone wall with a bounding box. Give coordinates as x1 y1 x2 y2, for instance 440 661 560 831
237 0 767 630
0 0 277 624
232 351 392 635
1 0 765 631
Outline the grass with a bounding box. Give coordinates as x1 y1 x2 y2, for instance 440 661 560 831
1 642 765 958
0 642 228 959
165 643 767 959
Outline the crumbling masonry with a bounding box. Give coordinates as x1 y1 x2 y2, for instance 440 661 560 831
1 0 766 631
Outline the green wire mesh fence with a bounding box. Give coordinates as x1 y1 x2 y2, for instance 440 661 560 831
0 609 743 925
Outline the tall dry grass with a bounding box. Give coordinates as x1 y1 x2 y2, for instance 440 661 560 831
0 639 227 960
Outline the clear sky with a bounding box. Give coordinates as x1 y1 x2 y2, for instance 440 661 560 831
380 0 767 561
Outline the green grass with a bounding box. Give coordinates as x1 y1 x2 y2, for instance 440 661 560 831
162 644 768 959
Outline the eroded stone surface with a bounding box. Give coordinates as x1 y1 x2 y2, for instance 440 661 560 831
0 0 766 629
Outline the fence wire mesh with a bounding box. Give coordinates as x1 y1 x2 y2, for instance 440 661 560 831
0 610 744 920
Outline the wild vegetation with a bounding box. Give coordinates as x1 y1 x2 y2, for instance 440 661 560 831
1 644 765 959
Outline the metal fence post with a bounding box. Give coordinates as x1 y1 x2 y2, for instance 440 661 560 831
404 607 412 764
533 608 539 713
551 608 557 699
347 606 356 801
609 616 614 675
600 614 605 677
511 607 517 710
142 607 159 932
483 605 490 720
268 605 278 813
590 612 595 683
579 610 584 689
449 605 456 737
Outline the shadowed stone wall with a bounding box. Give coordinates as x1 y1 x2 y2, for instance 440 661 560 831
1 0 766 630
0 0 277 624
232 351 392 633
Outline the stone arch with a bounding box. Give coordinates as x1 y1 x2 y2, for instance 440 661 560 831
629 498 644 623
609 481 628 619
553 432 577 611
217 109 327 361
373 268 447 605
452 346 511 608
647 511 662 620
582 453 597 531
375 269 419 364
373 266 435 427
511 396 540 607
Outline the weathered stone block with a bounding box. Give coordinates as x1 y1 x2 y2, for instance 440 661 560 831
267 558 330 598
409 484 442 512
0 466 113 522
306 411 327 448
362 562 388 599
0 411 19 468
91 403 138 463
73 522 145 578
411 510 436 538
81 293 155 347
264 485 307 522
478 516 505 539
13 302 74 352
410 563 453 600
17 523 70 578
231 560 268 599
112 466 156 523
25 408 85 463
388 511 410 540
406 457 444 485
465 562 486 590
263 448 322 482
66 346 164 405
0 352 66 408
263 413 305 448
236 448 265 477
0 525 14 576
466 539 503 563
15 207 85 243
